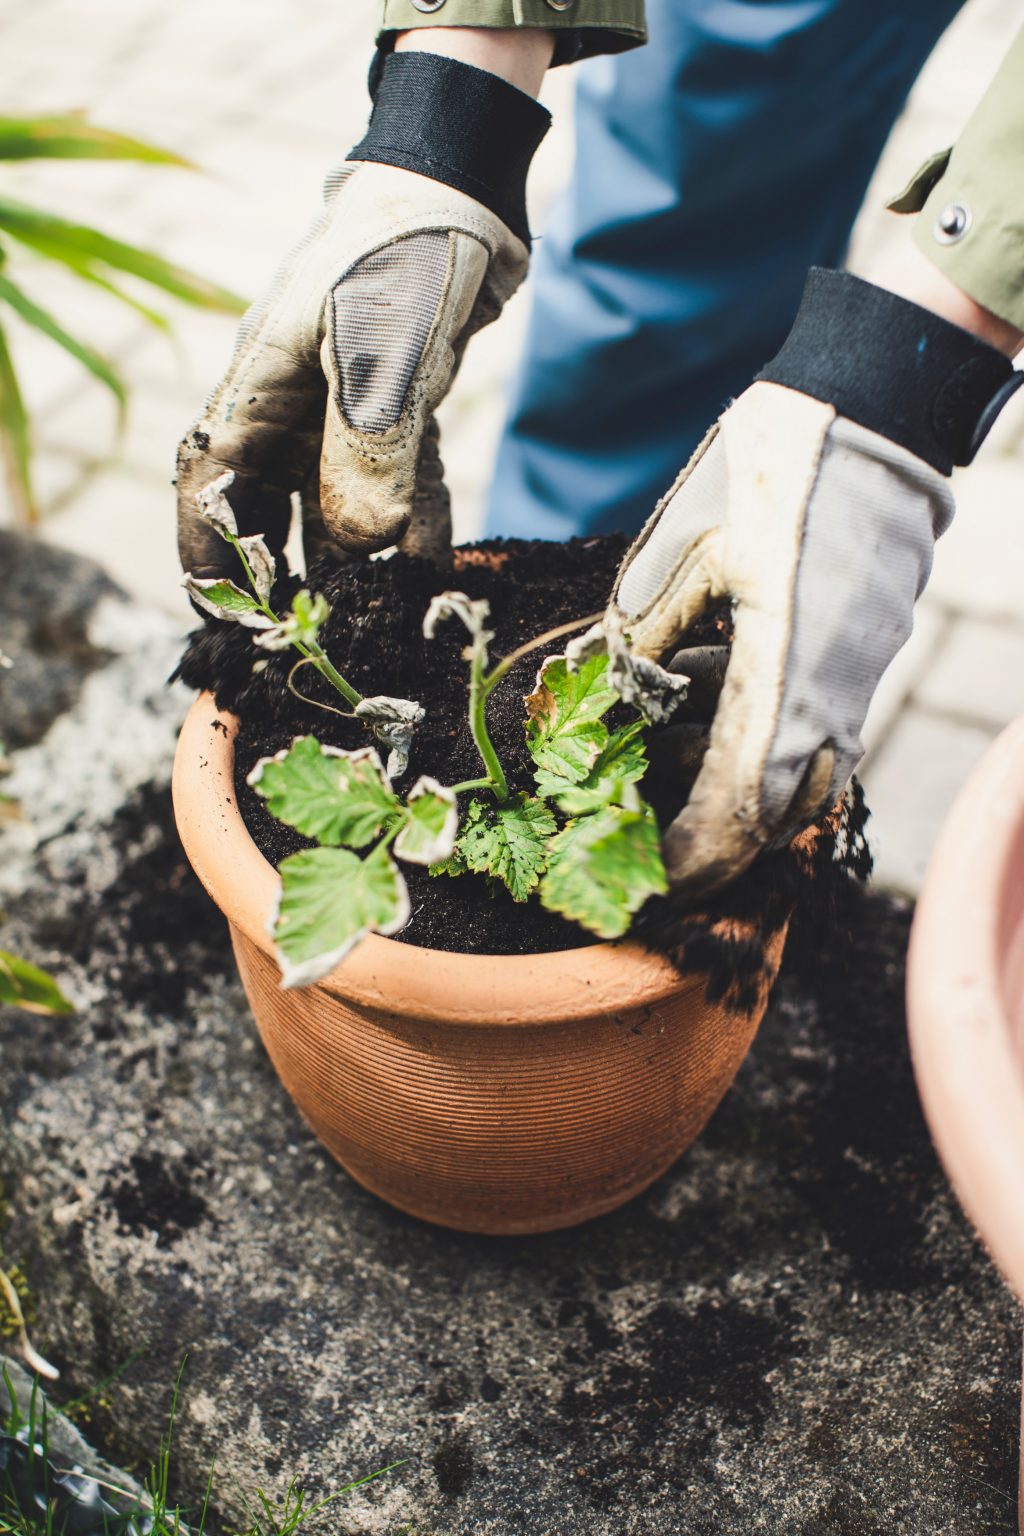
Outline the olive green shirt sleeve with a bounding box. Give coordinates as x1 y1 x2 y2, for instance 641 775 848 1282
887 24 1024 331
376 0 647 63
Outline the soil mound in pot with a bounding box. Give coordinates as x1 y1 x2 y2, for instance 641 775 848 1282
175 537 870 998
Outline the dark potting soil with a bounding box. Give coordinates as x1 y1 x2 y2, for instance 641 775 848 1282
175 537 871 1003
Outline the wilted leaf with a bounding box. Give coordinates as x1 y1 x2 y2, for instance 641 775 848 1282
249 738 400 848
237 533 276 603
273 845 410 988
456 794 556 903
354 695 426 780
394 777 458 866
182 575 272 628
540 804 667 939
0 950 73 1015
535 719 649 813
568 620 689 725
525 652 618 786
422 590 493 653
195 471 238 538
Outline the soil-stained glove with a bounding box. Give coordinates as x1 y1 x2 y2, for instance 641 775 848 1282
178 51 549 578
612 268 1024 898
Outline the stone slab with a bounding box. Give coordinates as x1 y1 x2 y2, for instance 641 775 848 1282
860 709 996 895
914 618 1024 730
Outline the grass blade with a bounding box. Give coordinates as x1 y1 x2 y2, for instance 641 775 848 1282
0 113 193 166
12 240 172 331
0 316 34 523
0 196 246 312
0 270 126 404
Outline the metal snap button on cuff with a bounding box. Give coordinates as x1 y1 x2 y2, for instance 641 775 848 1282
411 0 447 11
545 0 576 9
934 201 972 245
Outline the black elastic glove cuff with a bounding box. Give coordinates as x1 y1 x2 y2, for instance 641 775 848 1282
757 267 1024 475
351 51 551 247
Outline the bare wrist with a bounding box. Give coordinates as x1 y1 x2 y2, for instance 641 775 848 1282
868 243 1023 359
394 27 554 98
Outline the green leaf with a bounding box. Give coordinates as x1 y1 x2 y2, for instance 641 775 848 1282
0 317 33 523
525 652 619 786
394 777 458 866
540 804 668 940
0 114 193 166
182 576 271 628
273 845 410 988
0 950 73 1015
1 231 171 328
249 738 400 848
535 719 649 814
0 196 247 313
456 794 557 903
0 270 125 403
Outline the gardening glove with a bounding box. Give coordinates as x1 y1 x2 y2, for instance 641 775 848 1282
177 50 549 579
611 268 1024 898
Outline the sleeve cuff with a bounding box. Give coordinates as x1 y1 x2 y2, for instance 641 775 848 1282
756 268 1023 475
375 0 647 62
885 24 1024 333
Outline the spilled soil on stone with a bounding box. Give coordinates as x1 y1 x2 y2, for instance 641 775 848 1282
175 537 870 1002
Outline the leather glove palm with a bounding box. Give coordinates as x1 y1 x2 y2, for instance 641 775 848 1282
611 269 1023 897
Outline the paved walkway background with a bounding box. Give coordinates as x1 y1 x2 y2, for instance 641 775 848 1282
0 0 1021 893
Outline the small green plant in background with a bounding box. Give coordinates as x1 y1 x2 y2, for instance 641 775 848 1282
1 1360 402 1536
0 663 72 1021
0 112 245 523
0 952 72 1018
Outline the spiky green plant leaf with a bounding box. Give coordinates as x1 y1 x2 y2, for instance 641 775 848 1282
274 845 409 988
540 804 667 939
0 196 246 312
0 113 193 165
525 652 619 785
0 950 73 1015
249 738 400 848
0 269 125 403
535 718 649 813
394 777 458 866
454 793 557 903
0 316 32 522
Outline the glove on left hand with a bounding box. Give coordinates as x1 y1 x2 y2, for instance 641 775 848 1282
611 269 1023 897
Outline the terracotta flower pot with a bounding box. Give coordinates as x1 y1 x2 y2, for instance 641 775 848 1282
907 714 1024 1530
173 693 788 1234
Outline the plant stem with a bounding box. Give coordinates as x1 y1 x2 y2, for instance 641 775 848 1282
449 777 493 795
482 610 603 696
306 642 362 709
469 633 509 803
227 531 364 708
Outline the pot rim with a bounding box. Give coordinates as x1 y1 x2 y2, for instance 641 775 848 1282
907 712 1024 1299
173 692 699 1024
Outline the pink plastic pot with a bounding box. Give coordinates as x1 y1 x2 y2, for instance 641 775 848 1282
907 713 1024 1530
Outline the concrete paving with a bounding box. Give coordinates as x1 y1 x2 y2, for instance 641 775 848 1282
0 0 1021 896
0 532 1019 1533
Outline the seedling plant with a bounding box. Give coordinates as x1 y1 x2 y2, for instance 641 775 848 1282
185 479 677 988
